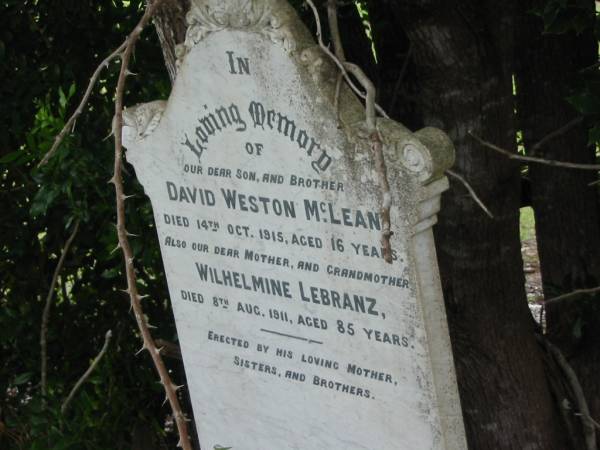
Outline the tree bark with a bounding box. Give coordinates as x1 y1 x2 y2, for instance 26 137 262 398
151 0 190 83
515 0 600 439
372 1 570 448
366 2 419 129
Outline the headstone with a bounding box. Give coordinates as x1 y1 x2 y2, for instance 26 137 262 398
122 1 467 449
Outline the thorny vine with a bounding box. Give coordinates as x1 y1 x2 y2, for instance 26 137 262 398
110 1 192 448
40 0 193 448
307 0 393 263
38 45 126 168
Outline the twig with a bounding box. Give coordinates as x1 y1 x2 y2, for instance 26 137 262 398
543 286 600 306
575 413 600 431
540 336 597 450
538 340 580 448
110 1 192 448
61 330 112 414
320 0 392 263
327 0 344 121
40 220 80 402
446 169 494 218
388 44 413 114
305 0 389 119
315 1 493 259
344 61 392 263
531 117 584 153
371 130 393 263
38 43 127 167
155 339 183 360
321 2 491 246
326 0 346 61
343 62 376 128
333 72 343 120
469 132 600 171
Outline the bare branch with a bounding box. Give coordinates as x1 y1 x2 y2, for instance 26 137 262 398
469 132 600 171
539 336 597 450
38 43 127 167
370 130 393 263
111 1 192 448
327 1 344 121
575 413 600 431
326 0 346 62
315 2 492 238
446 169 494 218
40 220 80 402
305 0 389 119
318 0 392 262
61 330 112 414
531 117 584 154
343 62 376 129
333 72 343 120
389 44 413 114
543 286 600 306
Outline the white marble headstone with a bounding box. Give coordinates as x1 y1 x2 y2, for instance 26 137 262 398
122 1 467 449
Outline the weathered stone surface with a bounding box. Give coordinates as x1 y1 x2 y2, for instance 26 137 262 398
123 1 466 448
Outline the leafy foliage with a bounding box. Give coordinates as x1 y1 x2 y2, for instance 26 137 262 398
536 0 600 146
0 1 181 448
1 0 598 448
539 0 596 34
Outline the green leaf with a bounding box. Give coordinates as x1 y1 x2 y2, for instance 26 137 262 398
0 150 24 163
13 371 32 385
30 185 60 217
58 86 67 109
588 126 600 145
101 267 120 279
567 92 600 115
30 412 48 427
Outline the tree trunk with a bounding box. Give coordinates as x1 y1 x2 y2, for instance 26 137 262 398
371 1 570 448
151 1 577 448
515 0 600 440
152 0 190 83
366 2 419 130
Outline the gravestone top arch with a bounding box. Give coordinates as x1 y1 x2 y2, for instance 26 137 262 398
122 1 467 448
